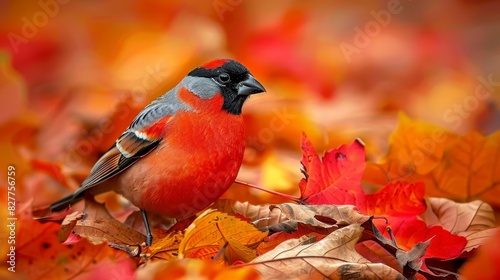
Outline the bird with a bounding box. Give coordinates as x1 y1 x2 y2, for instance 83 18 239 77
50 59 265 246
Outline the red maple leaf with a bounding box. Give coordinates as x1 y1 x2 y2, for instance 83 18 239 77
362 181 426 216
376 216 467 273
299 133 365 205
299 134 426 218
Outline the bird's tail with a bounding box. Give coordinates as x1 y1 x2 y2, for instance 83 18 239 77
50 193 83 212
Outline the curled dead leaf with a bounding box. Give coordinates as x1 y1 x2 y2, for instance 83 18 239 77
395 238 432 276
74 218 146 246
212 199 287 228
249 224 404 279
269 203 370 234
422 197 497 252
355 241 402 273
59 196 145 246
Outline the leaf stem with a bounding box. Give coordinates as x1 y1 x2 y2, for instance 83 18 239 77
234 180 301 203
425 266 460 277
213 242 229 261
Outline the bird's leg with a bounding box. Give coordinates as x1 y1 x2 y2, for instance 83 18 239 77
141 209 153 246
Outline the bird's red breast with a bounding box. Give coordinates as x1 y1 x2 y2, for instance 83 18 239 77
115 89 245 219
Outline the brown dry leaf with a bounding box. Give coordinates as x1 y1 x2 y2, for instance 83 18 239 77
16 200 135 279
422 197 497 252
178 210 268 264
395 238 431 274
366 223 429 278
212 199 287 228
145 231 183 262
63 197 145 245
355 241 402 273
75 218 146 246
136 259 261 280
270 203 370 232
249 224 403 279
58 211 85 242
256 223 327 256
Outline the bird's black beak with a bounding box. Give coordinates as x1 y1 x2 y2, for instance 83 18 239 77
237 75 266 96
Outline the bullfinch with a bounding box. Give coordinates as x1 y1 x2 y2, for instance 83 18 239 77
50 59 266 245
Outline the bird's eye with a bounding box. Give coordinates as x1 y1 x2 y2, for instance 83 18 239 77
218 73 231 83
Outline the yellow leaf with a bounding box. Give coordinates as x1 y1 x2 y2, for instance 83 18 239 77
178 210 267 264
145 232 183 262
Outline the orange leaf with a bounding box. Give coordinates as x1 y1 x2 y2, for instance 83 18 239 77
424 130 500 206
365 115 500 208
386 113 458 175
363 113 458 185
31 159 76 189
0 51 26 123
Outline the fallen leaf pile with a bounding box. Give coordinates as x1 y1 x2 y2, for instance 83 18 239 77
5 117 498 279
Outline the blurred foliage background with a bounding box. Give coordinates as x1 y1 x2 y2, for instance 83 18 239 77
0 0 499 209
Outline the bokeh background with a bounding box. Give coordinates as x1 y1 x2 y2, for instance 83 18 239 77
0 0 499 210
